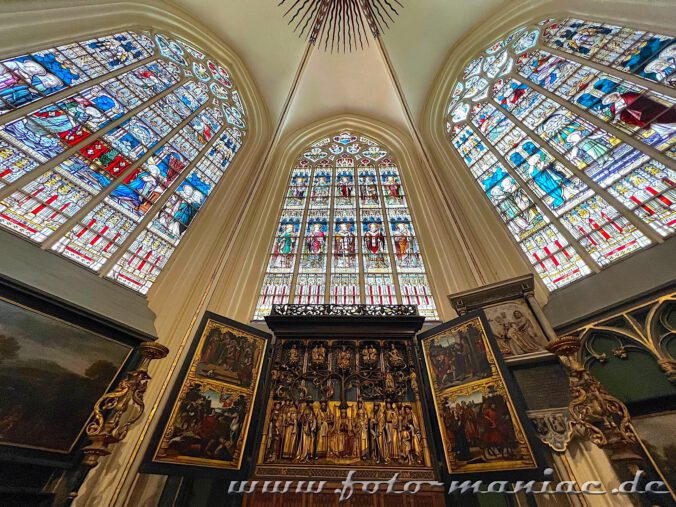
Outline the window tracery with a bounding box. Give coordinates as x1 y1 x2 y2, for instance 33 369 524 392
0 29 247 294
254 131 438 320
447 18 674 290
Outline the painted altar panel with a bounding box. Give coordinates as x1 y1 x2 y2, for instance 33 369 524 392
145 314 269 474
255 338 435 480
419 312 541 475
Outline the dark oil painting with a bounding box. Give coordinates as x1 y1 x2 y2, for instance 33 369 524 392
0 298 131 453
195 326 259 388
438 383 536 473
155 380 252 466
424 318 492 391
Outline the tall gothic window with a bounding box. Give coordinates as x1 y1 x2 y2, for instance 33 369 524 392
0 30 246 294
254 131 438 319
447 18 674 290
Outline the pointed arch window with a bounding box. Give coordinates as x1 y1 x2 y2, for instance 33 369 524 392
0 29 247 294
254 131 438 319
446 18 674 290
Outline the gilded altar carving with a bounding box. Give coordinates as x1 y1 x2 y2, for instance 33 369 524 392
257 339 433 478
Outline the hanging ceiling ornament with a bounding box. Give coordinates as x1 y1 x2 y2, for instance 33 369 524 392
278 0 403 52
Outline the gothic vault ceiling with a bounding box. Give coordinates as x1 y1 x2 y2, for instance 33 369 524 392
166 0 506 134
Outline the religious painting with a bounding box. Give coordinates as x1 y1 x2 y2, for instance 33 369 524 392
632 412 676 493
0 297 132 454
256 338 435 480
194 326 260 388
145 314 269 474
448 274 551 358
419 312 541 476
153 380 253 466
423 320 492 390
483 301 548 357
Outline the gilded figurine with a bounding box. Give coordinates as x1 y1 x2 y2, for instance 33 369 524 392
287 344 300 367
354 399 370 460
387 343 405 368
314 400 334 459
311 343 327 367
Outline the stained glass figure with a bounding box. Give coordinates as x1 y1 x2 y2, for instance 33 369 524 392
0 30 246 294
254 130 438 319
447 17 674 290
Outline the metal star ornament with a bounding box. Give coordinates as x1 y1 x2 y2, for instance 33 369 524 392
278 0 404 52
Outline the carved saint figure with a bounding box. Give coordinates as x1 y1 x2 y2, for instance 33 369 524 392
383 401 400 462
287 344 300 367
387 343 405 368
281 402 299 459
265 401 283 461
361 344 378 367
369 403 386 463
311 343 326 367
400 404 423 464
354 400 370 460
295 401 316 463
504 310 544 355
314 400 333 459
384 371 396 392
333 407 354 458
336 346 352 370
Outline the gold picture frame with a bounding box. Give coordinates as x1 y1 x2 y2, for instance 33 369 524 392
144 313 270 475
418 311 541 476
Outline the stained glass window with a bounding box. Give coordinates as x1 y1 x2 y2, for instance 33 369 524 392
254 131 438 319
447 17 674 291
0 30 246 294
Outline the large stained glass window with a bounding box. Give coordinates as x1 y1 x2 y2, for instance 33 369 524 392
0 30 246 294
447 18 674 290
254 131 438 319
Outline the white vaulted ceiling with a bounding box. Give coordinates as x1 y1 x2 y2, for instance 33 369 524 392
166 0 506 135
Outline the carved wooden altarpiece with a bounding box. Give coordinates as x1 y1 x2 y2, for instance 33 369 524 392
256 304 438 482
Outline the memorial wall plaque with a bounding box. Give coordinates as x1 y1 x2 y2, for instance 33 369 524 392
448 274 553 358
